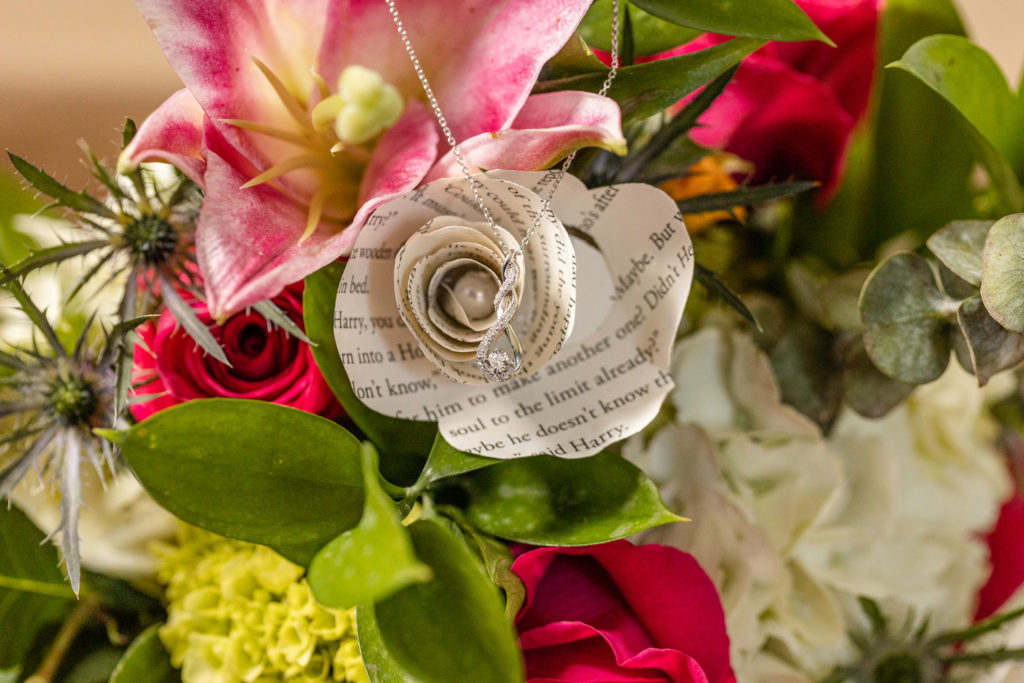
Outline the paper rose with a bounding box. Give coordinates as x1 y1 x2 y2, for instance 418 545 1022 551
120 0 626 318
130 282 342 421
512 541 735 683
335 170 694 458
625 325 1011 681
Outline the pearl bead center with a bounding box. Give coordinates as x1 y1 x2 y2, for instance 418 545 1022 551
444 268 498 321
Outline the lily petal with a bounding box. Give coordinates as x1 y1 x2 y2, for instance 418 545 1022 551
426 91 626 181
120 89 207 185
319 0 592 140
135 0 331 169
199 102 438 318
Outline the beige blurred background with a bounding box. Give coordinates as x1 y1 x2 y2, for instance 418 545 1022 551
1 0 1022 187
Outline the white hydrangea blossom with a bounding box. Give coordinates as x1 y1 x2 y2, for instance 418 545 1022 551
625 326 1011 681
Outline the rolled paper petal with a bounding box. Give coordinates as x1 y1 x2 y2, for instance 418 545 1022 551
120 89 207 185
197 101 438 318
426 91 628 182
319 0 593 140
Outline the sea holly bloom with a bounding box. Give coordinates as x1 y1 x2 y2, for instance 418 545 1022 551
122 0 626 318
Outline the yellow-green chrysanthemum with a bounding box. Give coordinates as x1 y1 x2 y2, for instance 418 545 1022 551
154 526 368 683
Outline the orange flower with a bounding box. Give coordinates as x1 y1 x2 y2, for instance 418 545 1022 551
660 156 747 233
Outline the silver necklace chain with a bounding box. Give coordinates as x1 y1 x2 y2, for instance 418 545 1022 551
384 0 620 381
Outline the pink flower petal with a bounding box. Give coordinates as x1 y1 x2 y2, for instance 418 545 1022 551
135 0 330 170
425 91 626 181
319 0 592 140
120 89 207 185
197 102 438 318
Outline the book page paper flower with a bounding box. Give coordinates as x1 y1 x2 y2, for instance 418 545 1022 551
336 171 693 458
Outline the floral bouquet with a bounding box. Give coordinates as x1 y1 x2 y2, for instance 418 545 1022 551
5 0 1024 681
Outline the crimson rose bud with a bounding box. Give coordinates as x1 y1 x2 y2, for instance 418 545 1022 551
512 540 735 682
130 282 342 421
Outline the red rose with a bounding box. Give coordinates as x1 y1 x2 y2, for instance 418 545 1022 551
634 0 879 199
976 491 1024 621
512 540 735 683
130 282 341 421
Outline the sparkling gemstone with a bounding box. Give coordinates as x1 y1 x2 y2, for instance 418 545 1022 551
487 349 512 370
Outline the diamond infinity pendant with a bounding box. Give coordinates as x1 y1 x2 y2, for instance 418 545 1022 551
476 256 524 382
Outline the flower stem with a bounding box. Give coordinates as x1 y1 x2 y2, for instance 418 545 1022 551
24 598 97 683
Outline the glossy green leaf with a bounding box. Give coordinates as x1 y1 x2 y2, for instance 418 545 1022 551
956 296 1024 386
454 451 682 545
443 511 526 620
109 625 179 683
927 220 993 287
356 606 422 683
860 252 954 384
104 399 364 550
631 0 829 43
0 506 74 669
309 443 431 609
534 38 763 124
891 35 1024 210
579 0 699 56
304 262 432 485
374 520 523 683
416 433 498 487
538 33 609 81
982 214 1024 332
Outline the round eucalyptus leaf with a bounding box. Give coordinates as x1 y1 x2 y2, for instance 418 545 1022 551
981 213 1024 332
956 295 1024 385
843 341 914 419
927 220 993 287
860 252 954 385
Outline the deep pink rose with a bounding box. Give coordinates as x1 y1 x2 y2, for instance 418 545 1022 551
633 0 879 198
130 282 341 421
512 541 735 683
976 491 1024 621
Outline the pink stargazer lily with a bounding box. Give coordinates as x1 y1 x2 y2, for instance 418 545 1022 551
122 0 627 318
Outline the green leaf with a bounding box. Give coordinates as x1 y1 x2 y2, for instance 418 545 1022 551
304 262 432 485
675 180 818 214
159 275 230 366
982 214 1024 332
927 220 994 287
578 0 700 56
890 35 1024 211
843 340 914 418
7 153 118 220
631 0 830 44
356 606 422 683
0 506 74 669
539 33 609 81
956 295 1024 385
769 316 843 431
860 252 954 384
1 240 108 283
106 399 364 550
373 520 523 683
453 450 682 545
1 265 66 357
534 38 763 124
442 509 526 620
694 264 761 331
109 625 179 683
417 433 499 487
309 443 431 609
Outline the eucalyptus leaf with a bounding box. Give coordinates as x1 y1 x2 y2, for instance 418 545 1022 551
534 38 763 124
860 252 954 385
309 443 431 609
927 220 993 287
304 262 432 485
453 450 682 545
843 340 914 419
938 262 979 301
356 606 422 683
0 507 74 669
956 295 1024 385
631 0 830 44
578 0 700 56
109 625 179 683
890 35 1024 211
373 520 523 683
820 270 870 332
769 317 843 431
103 399 364 549
981 214 1024 332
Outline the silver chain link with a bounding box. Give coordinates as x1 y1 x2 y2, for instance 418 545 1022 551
384 0 620 260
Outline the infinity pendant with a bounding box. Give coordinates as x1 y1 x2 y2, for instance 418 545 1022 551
476 256 524 382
